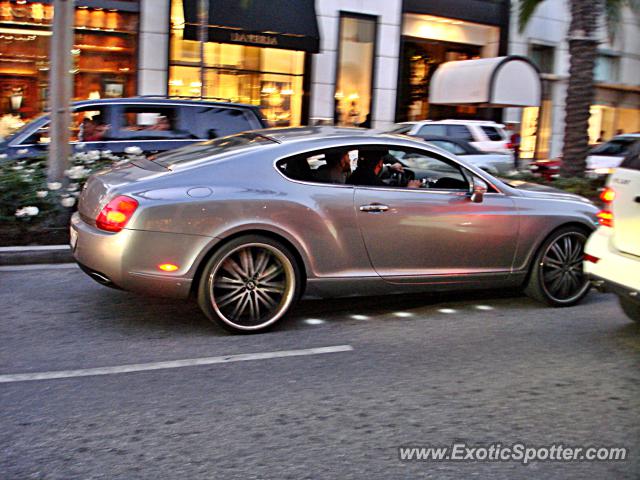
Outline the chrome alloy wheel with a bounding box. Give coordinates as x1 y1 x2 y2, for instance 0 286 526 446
539 231 589 304
208 243 295 331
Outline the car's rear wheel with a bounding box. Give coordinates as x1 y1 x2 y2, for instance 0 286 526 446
619 296 640 323
198 235 300 333
524 226 591 307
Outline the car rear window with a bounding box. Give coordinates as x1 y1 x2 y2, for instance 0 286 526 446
152 132 277 168
389 125 413 134
480 126 504 141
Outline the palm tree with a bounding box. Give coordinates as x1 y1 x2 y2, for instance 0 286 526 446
518 0 638 177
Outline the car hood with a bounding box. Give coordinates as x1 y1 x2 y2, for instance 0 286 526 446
503 180 594 204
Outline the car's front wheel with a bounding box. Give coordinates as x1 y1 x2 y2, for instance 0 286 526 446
524 226 591 307
619 296 640 323
198 235 300 333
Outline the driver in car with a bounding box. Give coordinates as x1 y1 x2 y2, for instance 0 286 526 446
348 150 422 188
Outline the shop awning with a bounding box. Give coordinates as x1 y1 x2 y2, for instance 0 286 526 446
183 0 320 53
429 56 541 107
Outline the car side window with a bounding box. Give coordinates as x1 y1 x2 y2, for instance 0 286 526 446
277 148 357 185
387 147 470 190
480 126 503 141
116 106 191 140
446 125 474 142
417 124 447 136
19 106 110 145
182 106 258 139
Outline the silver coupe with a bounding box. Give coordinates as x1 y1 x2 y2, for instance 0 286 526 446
71 127 599 333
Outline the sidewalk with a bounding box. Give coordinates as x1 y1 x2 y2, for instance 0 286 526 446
0 245 73 266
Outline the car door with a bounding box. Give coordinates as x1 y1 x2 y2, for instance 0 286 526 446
353 145 519 282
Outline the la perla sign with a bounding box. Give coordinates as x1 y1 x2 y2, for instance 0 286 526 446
229 32 278 46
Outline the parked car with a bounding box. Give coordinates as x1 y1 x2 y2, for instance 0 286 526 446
530 156 562 180
584 144 640 323
532 135 640 179
391 120 511 153
412 135 514 175
586 134 640 176
72 127 598 333
0 97 267 162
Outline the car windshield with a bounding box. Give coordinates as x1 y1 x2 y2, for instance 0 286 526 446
591 138 637 156
152 132 277 167
2 113 48 143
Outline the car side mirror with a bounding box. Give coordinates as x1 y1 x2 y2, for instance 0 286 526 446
470 177 488 203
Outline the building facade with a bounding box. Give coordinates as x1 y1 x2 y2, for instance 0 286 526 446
0 0 140 119
1 0 637 159
506 0 640 159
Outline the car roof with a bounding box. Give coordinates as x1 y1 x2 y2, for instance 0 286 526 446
612 134 640 140
70 97 259 110
411 119 505 127
253 126 398 144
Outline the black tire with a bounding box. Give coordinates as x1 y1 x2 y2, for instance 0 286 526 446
619 296 640 323
197 235 301 333
524 226 591 307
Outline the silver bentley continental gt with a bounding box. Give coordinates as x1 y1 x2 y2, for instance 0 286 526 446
71 127 599 333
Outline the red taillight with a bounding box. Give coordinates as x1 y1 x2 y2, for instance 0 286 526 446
506 142 514 150
596 209 613 228
584 254 600 264
96 195 138 232
599 187 615 204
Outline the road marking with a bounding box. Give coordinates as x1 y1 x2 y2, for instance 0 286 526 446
0 263 78 272
304 318 326 325
475 305 494 311
0 345 354 384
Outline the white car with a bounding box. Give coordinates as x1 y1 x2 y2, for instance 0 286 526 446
584 147 640 322
586 134 640 176
391 120 511 153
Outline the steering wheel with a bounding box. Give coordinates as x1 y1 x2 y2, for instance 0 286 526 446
389 168 415 187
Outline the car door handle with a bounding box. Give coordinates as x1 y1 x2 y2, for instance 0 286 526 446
359 204 389 212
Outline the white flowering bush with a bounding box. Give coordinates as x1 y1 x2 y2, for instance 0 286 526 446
0 114 25 141
0 149 147 245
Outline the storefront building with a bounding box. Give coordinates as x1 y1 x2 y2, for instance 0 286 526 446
396 0 509 122
0 0 140 119
506 0 640 160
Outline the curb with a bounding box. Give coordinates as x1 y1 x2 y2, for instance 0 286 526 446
0 245 73 266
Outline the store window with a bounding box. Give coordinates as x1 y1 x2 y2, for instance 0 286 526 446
0 2 138 120
169 0 305 127
529 44 555 74
594 54 620 84
334 13 377 127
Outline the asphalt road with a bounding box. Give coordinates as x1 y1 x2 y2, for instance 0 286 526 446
1 265 639 479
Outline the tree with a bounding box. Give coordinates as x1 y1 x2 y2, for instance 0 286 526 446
518 0 638 177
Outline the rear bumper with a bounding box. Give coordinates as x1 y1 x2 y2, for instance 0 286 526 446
71 212 219 298
584 226 640 296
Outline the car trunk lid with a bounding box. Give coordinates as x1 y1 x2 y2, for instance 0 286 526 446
78 160 169 222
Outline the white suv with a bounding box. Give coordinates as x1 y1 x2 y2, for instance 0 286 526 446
584 146 640 323
392 120 510 153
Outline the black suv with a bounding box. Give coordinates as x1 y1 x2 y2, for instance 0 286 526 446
0 98 267 161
